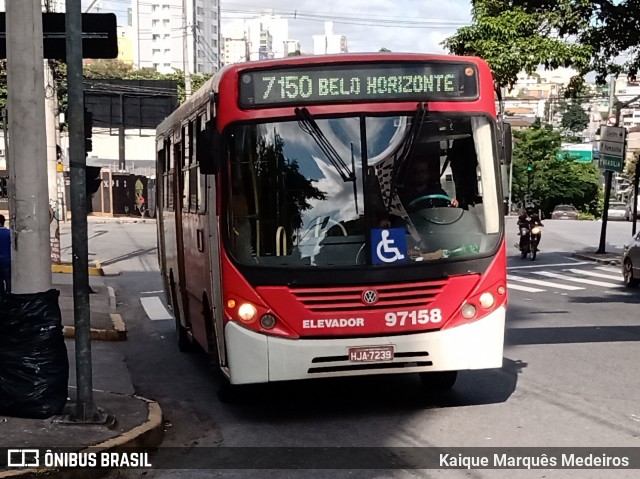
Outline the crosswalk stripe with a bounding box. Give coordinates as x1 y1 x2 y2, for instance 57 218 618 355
595 266 622 274
565 268 621 281
140 296 173 321
532 271 622 288
507 274 584 290
507 283 545 293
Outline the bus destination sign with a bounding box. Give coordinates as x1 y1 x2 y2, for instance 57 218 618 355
238 62 479 108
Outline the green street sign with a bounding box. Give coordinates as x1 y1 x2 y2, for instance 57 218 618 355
599 154 624 172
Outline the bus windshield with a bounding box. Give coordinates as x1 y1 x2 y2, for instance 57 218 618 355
226 113 501 267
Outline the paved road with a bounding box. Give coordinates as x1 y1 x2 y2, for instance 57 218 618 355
63 218 640 479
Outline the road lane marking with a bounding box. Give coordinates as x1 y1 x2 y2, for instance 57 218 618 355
507 274 584 290
532 271 623 288
507 261 590 270
595 266 622 274
506 283 545 293
565 268 621 281
140 296 173 321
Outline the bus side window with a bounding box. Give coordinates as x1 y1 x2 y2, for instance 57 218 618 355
196 114 207 214
187 120 198 213
198 118 221 175
182 125 190 210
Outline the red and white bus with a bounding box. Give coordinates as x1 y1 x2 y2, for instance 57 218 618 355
156 53 508 390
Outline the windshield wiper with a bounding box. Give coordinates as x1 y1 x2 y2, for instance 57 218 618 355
295 107 356 183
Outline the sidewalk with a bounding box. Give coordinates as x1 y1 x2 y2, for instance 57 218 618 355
572 248 623 266
0 272 164 479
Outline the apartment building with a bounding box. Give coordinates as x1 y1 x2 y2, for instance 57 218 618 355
131 0 220 74
312 22 348 55
222 14 301 65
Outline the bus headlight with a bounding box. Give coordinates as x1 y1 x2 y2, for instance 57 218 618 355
479 292 495 309
461 303 476 319
238 303 257 322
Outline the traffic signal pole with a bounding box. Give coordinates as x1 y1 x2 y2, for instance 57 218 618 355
6 0 52 294
66 0 100 422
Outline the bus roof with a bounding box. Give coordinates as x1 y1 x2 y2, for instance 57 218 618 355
156 52 491 138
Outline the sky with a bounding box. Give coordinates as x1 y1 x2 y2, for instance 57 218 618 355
81 0 473 55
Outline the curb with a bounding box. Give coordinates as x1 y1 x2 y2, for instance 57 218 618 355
0 396 163 479
52 261 104 277
63 314 127 342
571 252 621 266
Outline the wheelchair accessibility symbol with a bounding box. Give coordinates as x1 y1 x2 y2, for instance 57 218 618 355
372 228 407 264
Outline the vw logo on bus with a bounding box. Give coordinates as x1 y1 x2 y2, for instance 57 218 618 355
361 289 379 305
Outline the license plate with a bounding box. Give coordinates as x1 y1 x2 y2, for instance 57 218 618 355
348 346 394 362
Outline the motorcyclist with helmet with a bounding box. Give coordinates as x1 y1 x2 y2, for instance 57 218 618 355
518 205 544 252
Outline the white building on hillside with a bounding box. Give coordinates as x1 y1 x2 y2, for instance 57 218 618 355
313 22 348 55
222 15 300 64
131 0 220 74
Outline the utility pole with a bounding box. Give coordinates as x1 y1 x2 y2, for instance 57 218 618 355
119 93 126 171
66 0 100 422
633 159 639 236
182 0 192 98
6 0 52 294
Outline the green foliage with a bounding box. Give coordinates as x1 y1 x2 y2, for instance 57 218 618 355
561 102 589 134
511 120 601 216
578 211 596 221
443 1 592 91
455 1 640 86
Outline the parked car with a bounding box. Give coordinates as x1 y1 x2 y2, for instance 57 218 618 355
625 196 639 221
622 231 640 287
608 201 627 221
551 204 579 220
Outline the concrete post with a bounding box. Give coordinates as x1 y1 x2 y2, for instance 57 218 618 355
6 0 52 293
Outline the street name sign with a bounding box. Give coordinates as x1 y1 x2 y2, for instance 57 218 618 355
599 126 626 172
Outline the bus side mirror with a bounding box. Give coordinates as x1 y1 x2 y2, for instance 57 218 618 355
198 125 221 175
502 122 513 165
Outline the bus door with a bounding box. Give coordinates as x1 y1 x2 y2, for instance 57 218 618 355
171 129 191 334
156 138 170 297
179 119 212 352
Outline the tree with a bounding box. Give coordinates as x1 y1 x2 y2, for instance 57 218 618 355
561 102 589 134
448 1 640 89
442 1 592 93
511 120 601 215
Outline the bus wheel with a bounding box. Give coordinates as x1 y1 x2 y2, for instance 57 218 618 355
419 371 457 391
171 283 191 352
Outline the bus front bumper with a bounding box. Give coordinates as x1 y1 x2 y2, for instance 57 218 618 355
224 306 505 385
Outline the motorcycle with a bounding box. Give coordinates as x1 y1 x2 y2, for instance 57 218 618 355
518 222 542 261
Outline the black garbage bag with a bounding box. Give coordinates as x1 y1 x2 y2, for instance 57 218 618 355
0 289 68 418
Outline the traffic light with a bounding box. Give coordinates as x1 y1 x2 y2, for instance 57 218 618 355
527 162 533 172
84 108 93 154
